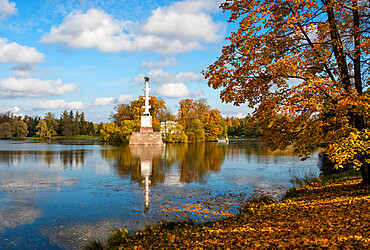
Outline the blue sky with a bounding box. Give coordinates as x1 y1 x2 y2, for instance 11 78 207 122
0 0 251 123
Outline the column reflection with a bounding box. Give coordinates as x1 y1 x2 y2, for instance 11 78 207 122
129 145 162 211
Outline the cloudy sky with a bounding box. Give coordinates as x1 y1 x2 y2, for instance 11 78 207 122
0 0 251 122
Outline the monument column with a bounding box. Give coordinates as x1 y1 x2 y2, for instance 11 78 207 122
140 77 153 132
129 77 163 145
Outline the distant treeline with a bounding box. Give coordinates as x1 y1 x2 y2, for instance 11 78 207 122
0 106 261 140
0 111 97 139
101 97 261 143
225 114 261 138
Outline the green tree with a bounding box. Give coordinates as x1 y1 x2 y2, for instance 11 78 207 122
203 0 370 184
60 110 72 137
163 123 188 143
23 115 40 137
0 122 12 138
87 122 96 135
79 112 88 135
186 119 205 143
100 120 140 143
11 120 28 138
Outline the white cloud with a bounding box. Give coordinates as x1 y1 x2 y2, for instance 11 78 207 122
9 63 36 78
42 9 135 53
0 77 79 98
91 95 133 106
33 94 133 111
42 0 225 55
155 83 190 98
135 35 200 54
0 38 44 63
35 99 87 110
0 0 17 20
142 0 224 43
6 105 23 117
116 94 133 104
141 57 177 69
92 96 115 106
133 69 203 84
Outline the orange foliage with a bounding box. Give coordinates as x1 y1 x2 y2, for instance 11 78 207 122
203 0 370 184
178 98 226 141
111 96 166 132
101 177 369 249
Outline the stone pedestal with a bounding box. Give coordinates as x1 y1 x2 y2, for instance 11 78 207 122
129 131 163 145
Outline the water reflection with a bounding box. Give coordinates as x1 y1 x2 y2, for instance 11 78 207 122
0 150 86 168
130 145 162 211
177 143 226 184
0 139 320 249
0 193 43 232
101 143 227 186
227 139 315 163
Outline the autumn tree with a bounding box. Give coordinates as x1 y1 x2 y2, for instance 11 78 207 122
111 96 166 132
178 98 226 142
204 0 370 184
100 120 140 142
44 112 58 135
163 123 188 143
36 119 56 139
203 109 227 140
111 104 134 124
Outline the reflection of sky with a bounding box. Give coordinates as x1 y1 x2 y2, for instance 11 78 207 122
0 192 43 232
0 171 76 192
0 139 320 249
163 169 184 187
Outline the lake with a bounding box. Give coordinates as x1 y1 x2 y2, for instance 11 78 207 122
0 139 319 249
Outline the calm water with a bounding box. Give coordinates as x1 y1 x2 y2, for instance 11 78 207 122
0 139 319 249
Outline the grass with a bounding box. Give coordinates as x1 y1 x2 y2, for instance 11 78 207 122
85 171 369 249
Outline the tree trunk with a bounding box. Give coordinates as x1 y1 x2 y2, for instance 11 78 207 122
360 161 370 185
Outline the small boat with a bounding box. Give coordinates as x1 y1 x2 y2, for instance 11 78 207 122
213 138 229 143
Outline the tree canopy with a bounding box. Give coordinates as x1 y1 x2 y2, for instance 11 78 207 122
203 0 370 184
178 98 227 142
111 96 166 132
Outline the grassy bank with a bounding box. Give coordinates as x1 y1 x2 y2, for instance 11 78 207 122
85 172 369 249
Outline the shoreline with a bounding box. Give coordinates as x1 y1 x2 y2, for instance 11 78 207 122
84 171 369 249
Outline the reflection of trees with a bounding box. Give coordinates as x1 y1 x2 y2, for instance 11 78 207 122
100 145 165 186
101 143 227 186
179 143 226 184
0 151 23 165
226 139 315 164
100 146 142 184
59 150 86 168
0 150 86 168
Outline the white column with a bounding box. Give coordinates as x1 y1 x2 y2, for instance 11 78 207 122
143 78 151 115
